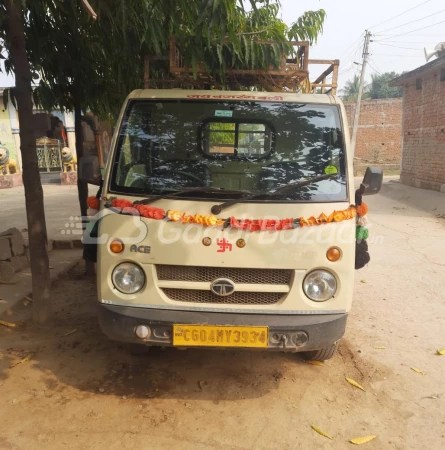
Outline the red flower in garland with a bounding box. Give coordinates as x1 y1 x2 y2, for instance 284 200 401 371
230 217 241 228
87 196 100 210
111 199 133 209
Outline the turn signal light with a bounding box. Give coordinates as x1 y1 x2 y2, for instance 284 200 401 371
110 239 124 254
326 247 341 262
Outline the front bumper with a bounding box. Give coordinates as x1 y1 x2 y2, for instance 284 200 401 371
98 304 347 352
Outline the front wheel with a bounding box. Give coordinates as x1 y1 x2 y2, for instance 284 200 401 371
301 342 338 362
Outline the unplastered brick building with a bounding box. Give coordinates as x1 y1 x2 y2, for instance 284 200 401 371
392 56 445 192
343 98 403 174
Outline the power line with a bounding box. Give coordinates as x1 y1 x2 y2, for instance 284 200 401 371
340 39 365 73
377 8 445 34
375 19 445 41
376 40 440 44
369 0 433 30
369 58 384 74
374 34 444 37
339 33 364 60
368 59 382 75
371 53 422 57
375 42 423 50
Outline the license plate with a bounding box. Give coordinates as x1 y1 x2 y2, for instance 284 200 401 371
173 325 269 348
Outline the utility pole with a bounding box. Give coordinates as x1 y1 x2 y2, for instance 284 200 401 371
351 30 371 157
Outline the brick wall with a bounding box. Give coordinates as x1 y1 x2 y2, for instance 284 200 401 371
343 98 402 170
399 68 445 192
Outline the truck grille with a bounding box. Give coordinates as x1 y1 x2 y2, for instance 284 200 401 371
161 288 284 305
156 265 292 285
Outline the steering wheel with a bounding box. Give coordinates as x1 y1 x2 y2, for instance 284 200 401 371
154 169 206 186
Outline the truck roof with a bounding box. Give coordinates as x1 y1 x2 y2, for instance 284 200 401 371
128 89 341 105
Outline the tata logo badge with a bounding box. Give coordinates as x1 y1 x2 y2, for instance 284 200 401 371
210 278 235 297
130 245 151 254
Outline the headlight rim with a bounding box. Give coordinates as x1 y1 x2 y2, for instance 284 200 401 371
303 269 337 302
112 262 146 295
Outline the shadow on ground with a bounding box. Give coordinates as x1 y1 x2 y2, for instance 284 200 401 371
0 265 321 403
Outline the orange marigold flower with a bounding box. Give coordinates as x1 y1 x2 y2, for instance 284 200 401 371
167 210 182 222
357 202 368 217
333 211 346 222
206 215 218 226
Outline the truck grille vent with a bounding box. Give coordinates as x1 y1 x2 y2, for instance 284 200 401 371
156 265 292 285
161 289 284 305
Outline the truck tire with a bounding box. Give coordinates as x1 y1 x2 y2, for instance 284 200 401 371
301 342 338 362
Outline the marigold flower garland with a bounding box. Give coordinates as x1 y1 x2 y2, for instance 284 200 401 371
86 196 367 232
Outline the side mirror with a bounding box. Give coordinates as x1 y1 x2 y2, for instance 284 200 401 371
361 167 383 196
79 155 101 186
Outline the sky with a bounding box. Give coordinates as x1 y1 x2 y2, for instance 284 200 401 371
1 0 444 90
279 0 445 90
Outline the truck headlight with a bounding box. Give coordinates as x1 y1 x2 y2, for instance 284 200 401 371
303 269 337 302
112 262 145 294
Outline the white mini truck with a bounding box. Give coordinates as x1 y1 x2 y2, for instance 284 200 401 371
81 89 382 361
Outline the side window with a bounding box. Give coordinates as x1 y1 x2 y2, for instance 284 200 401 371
202 121 272 158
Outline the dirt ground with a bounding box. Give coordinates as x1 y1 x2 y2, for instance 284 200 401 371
1 180 444 450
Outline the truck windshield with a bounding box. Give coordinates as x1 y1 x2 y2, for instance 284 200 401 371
110 99 347 202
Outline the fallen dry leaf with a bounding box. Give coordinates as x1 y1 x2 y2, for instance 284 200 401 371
311 425 333 440
304 360 324 366
373 346 385 349
411 367 426 375
436 348 445 356
350 435 376 445
360 280 366 283
346 377 365 391
62 329 77 337
0 320 16 329
10 354 31 368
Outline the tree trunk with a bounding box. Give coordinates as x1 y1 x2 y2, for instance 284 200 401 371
6 0 51 323
74 101 95 275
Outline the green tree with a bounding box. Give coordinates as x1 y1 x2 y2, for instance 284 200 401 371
22 1 325 214
340 74 370 101
369 72 403 99
2 0 51 323
1 0 326 320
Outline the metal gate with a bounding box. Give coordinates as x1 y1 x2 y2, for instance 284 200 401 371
36 137 63 172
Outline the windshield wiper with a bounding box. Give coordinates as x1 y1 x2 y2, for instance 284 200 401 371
210 173 338 215
134 187 249 206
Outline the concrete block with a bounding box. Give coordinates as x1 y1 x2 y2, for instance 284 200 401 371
10 173 23 187
0 261 14 281
0 228 25 256
0 175 12 189
53 240 74 249
0 238 12 261
11 255 29 272
9 234 25 256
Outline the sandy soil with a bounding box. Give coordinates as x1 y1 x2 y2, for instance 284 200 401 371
0 180 444 450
